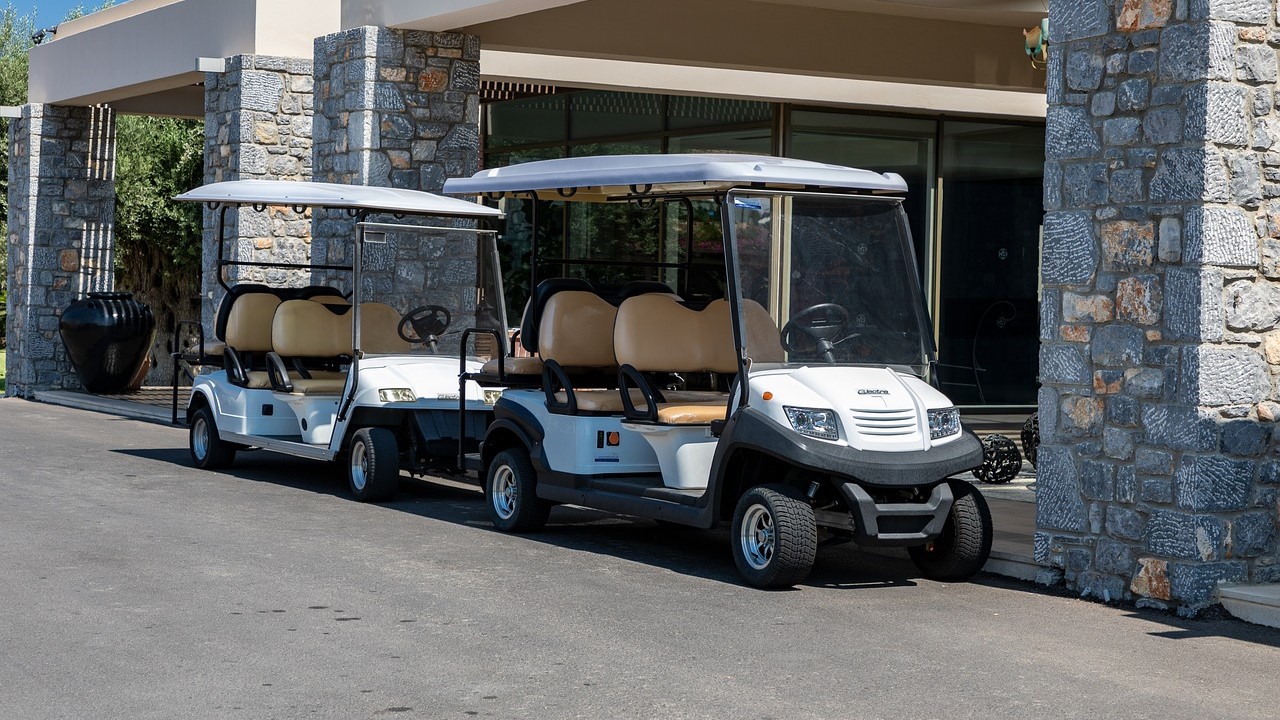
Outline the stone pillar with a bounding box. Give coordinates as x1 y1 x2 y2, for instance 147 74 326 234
311 27 481 337
201 55 315 331
1040 0 1280 612
5 104 117 397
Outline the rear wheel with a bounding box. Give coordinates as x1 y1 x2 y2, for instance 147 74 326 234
730 485 817 589
348 427 400 502
486 448 551 532
189 405 236 469
908 480 993 581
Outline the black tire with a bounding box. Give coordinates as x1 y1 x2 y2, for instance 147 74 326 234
908 480 993 581
485 447 551 532
730 485 818 589
347 427 401 502
189 405 237 469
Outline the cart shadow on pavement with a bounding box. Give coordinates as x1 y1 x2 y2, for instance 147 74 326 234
115 446 924 591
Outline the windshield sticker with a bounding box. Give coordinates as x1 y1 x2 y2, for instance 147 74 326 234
733 198 763 210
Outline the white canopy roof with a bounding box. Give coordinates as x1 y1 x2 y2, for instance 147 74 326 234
443 154 908 200
176 180 504 218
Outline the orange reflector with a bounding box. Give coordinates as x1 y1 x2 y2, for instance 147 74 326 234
762 391 773 401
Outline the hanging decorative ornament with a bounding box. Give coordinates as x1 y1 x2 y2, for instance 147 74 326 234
1023 18 1050 69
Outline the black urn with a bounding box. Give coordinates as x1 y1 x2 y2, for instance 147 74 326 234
59 292 156 394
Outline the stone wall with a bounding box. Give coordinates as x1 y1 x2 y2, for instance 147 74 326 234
1040 0 1280 611
5 104 116 397
201 55 315 332
311 27 482 350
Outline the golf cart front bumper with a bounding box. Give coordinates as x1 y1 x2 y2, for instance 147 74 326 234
839 482 953 547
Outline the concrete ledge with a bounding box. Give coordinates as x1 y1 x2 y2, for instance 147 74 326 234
32 390 175 425
1219 584 1280 630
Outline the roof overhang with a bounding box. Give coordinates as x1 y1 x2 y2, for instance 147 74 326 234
28 0 340 117
177 180 505 219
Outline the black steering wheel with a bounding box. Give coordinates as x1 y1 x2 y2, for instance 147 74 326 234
397 305 452 347
780 303 851 363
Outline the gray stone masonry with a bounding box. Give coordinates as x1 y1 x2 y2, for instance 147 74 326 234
201 55 315 332
311 27 482 352
5 104 117 397
1042 0 1280 612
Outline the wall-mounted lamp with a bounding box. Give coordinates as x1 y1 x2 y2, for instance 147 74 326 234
31 25 58 46
1023 18 1048 69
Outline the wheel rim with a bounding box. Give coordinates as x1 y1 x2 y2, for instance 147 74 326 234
350 440 368 492
492 464 517 520
740 504 775 571
192 417 210 460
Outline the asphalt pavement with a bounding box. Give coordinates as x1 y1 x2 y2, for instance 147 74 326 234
1 397 1277 720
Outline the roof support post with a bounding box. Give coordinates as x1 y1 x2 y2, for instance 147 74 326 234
5 103 116 397
200 54 315 332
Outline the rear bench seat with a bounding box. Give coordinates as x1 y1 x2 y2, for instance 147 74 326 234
268 299 410 395
613 295 784 424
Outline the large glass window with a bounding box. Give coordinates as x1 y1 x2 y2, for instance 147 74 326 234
934 121 1044 406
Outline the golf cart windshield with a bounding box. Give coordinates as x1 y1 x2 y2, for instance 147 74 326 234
336 222 508 360
727 191 934 375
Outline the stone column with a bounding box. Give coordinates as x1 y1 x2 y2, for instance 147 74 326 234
311 27 481 338
5 104 116 397
1040 0 1279 612
201 55 315 331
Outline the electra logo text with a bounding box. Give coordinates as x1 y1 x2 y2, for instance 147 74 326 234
857 389 890 395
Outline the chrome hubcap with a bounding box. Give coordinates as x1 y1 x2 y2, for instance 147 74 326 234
192 417 210 459
740 504 775 570
350 441 368 492
492 465 517 520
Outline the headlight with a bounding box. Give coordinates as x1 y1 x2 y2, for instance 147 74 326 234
378 388 416 403
928 407 961 439
483 389 503 406
784 406 839 441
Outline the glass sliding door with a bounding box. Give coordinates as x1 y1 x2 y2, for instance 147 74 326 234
935 121 1044 407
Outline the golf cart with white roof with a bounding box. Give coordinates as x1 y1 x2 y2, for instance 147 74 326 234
446 154 990 588
175 180 508 501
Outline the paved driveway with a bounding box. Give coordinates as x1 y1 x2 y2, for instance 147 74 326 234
1 398 1276 720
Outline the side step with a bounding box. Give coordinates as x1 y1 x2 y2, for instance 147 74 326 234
1219 584 1280 629
462 452 483 473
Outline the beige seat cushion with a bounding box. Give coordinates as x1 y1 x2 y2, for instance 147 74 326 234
359 302 412 354
243 371 273 390
286 378 349 396
481 356 544 376
550 389 728 415
656 403 728 425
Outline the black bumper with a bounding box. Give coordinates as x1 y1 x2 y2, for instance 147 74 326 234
840 481 953 547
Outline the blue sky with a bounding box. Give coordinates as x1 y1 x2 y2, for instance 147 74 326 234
18 0 125 28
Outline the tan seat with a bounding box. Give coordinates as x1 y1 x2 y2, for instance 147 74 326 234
224 293 283 387
481 356 544 376
613 295 781 424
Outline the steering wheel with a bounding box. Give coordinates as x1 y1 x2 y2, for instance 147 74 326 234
397 305 452 347
780 303 850 363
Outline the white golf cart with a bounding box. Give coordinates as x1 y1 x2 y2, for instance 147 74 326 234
174 180 508 501
445 154 991 588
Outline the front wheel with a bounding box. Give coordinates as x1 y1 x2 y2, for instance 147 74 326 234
190 405 236 469
908 480 993 581
486 448 551 532
348 427 401 502
730 485 818 589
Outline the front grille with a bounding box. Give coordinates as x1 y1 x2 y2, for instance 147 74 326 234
849 407 917 436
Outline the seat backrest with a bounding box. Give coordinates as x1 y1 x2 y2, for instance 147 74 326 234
520 278 593 354
539 290 618 369
359 302 412 354
613 296 783 373
614 294 737 374
215 284 273 343
224 293 283 353
273 299 352 358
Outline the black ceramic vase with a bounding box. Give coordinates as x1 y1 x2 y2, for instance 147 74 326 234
59 292 156 394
